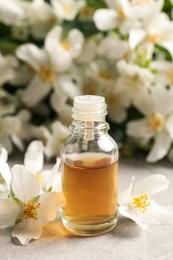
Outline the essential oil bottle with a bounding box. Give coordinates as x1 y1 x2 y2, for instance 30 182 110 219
61 95 118 236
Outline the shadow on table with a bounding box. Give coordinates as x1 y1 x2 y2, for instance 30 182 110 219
42 220 73 241
109 216 141 239
42 216 141 242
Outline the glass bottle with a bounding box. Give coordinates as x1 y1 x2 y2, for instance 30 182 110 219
61 95 118 236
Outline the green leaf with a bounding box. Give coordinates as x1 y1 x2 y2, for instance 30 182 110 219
0 40 19 53
155 44 172 61
86 0 107 9
61 20 99 37
162 0 173 19
47 187 52 192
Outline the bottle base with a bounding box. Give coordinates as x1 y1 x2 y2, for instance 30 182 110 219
62 217 118 237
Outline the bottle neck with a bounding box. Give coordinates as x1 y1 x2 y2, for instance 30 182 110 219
70 119 109 140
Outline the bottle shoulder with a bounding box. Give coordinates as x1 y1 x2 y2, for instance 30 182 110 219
62 132 118 160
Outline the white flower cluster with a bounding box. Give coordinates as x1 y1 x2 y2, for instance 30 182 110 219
0 0 173 162
0 141 65 245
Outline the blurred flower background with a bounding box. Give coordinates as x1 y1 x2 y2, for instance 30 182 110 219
0 0 173 163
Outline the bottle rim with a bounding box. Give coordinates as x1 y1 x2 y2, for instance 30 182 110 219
72 95 107 121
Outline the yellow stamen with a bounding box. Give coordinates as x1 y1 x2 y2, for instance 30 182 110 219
133 194 151 213
61 40 70 51
147 34 163 44
22 202 40 222
99 70 112 80
63 4 73 15
117 5 125 17
167 68 173 85
39 66 55 83
147 113 164 133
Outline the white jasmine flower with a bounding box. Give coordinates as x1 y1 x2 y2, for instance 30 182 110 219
0 53 18 86
0 165 65 245
16 26 84 107
97 36 129 61
127 0 164 22
43 121 70 159
29 0 57 39
93 0 129 31
85 59 117 90
116 60 154 103
129 11 173 59
45 26 84 71
93 0 147 34
127 86 173 162
150 61 173 87
24 140 61 191
105 88 130 123
52 0 85 21
119 175 173 229
0 0 29 25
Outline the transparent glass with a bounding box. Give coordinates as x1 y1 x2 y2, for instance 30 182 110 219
61 119 119 236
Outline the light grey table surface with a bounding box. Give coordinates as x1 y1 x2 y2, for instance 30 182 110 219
1 158 173 260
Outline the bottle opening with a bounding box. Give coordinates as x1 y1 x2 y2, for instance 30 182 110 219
72 95 107 121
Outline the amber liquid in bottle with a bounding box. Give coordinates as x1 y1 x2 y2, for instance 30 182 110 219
62 152 118 235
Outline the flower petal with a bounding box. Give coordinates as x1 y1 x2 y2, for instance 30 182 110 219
135 201 173 225
41 158 61 191
133 174 169 197
12 219 42 246
24 141 44 174
119 205 148 230
11 134 24 152
0 198 21 226
45 26 71 72
0 147 8 162
0 161 12 191
38 192 66 224
129 28 146 49
19 75 50 107
146 132 172 163
93 9 118 31
16 44 47 71
12 165 40 203
127 119 153 141
68 29 84 59
54 74 82 99
119 176 135 205
166 114 173 139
